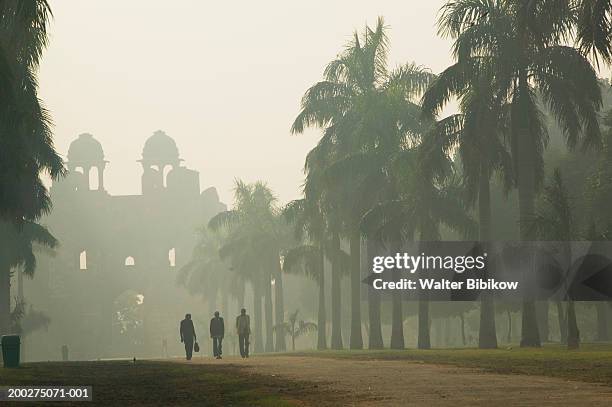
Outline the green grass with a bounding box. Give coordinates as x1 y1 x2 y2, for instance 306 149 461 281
0 360 298 406
285 343 612 386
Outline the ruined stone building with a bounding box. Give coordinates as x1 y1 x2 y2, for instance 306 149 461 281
25 130 225 360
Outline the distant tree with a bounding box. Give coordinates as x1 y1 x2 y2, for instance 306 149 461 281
209 180 289 353
0 221 57 335
275 310 317 352
362 147 475 349
529 169 580 349
10 298 51 361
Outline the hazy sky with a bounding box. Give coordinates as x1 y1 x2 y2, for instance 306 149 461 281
38 1 462 205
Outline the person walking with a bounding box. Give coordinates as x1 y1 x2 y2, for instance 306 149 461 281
210 311 224 359
236 308 251 358
180 313 197 360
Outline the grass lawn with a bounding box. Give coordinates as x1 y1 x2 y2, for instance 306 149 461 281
287 343 612 386
0 360 303 406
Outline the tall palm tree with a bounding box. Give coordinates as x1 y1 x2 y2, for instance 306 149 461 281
209 180 286 353
529 169 580 348
422 60 514 349
283 198 328 349
292 18 434 349
363 143 475 349
0 1 64 223
438 0 602 347
283 198 351 350
0 220 57 335
177 227 230 319
302 142 346 349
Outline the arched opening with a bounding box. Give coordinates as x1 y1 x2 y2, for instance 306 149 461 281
163 165 173 188
112 289 145 354
74 166 84 174
168 248 176 268
79 250 87 270
89 167 99 190
125 256 135 267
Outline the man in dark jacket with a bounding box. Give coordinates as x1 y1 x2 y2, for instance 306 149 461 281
210 311 224 359
180 313 197 360
236 308 250 358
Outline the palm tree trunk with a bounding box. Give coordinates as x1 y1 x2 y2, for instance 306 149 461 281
460 313 466 346
389 237 404 349
221 289 228 321
596 302 609 341
417 239 431 349
253 281 264 353
567 300 580 349
556 301 567 344
238 279 246 309
368 289 383 349
349 230 363 349
317 248 327 350
366 239 383 349
506 309 512 343
264 270 274 352
478 162 497 349
17 267 23 300
274 254 286 352
417 298 430 349
0 264 10 335
390 290 405 349
537 301 549 342
516 75 541 348
330 233 343 349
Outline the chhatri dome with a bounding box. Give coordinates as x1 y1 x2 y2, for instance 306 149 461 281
67 133 105 164
141 130 180 164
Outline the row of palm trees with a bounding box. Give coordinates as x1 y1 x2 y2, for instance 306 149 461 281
175 1 612 353
183 1 612 352
285 0 612 350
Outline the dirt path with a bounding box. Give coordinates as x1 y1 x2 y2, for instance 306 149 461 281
185 355 612 406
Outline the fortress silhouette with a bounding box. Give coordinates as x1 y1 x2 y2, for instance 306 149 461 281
26 130 225 360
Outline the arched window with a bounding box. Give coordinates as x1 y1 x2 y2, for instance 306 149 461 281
163 165 172 188
125 256 135 267
168 248 176 268
89 167 99 190
74 166 84 174
79 250 87 270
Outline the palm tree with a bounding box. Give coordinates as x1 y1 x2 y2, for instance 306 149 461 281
422 58 514 349
292 18 434 349
576 0 612 69
177 227 230 320
283 198 328 349
363 143 475 349
0 1 64 223
529 169 580 348
209 180 286 353
438 0 602 347
0 220 57 335
275 310 317 352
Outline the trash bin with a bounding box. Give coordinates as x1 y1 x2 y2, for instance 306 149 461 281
1 335 20 368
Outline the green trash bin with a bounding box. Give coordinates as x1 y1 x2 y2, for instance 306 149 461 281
1 335 20 368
